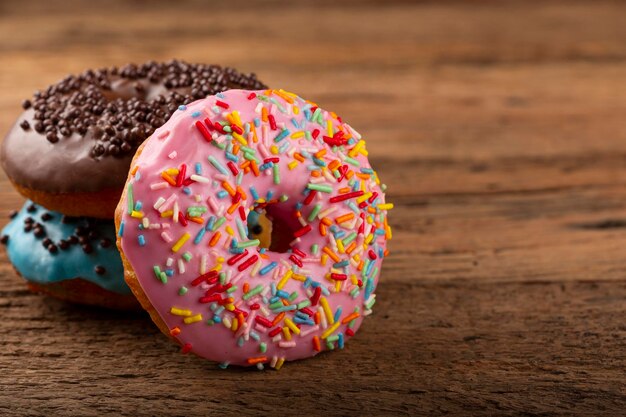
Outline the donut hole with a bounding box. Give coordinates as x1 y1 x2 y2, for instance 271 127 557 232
247 203 301 253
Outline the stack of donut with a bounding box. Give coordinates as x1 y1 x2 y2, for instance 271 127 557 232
0 60 266 309
1 61 393 368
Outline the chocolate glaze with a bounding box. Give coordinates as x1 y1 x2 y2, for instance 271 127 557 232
0 60 267 193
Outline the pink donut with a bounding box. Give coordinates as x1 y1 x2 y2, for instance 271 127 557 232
115 89 392 369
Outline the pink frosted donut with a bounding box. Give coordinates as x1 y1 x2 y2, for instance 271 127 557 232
115 89 393 369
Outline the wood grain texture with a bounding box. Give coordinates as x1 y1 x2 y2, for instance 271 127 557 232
1 0 626 415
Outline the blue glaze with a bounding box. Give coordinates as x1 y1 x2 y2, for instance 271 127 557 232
1 201 130 294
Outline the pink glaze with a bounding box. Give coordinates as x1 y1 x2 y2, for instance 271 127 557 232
118 89 392 368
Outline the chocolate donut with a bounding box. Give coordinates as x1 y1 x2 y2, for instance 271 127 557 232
1 60 267 218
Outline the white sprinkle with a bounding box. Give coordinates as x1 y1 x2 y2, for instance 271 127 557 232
190 174 210 183
150 182 169 190
168 151 177 159
161 232 173 243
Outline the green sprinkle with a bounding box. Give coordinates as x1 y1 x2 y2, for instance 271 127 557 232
259 342 267 353
153 265 162 280
308 204 322 221
349 287 360 298
311 244 319 255
208 155 229 175
237 239 260 248
159 271 168 284
212 216 226 231
243 284 264 300
288 291 298 302
307 183 333 193
178 286 188 295
127 183 134 215
344 157 360 166
365 297 376 310
273 164 280 184
296 299 311 310
279 194 289 202
219 272 227 285
327 335 340 343
206 319 215 326
343 232 358 245
182 252 192 262
269 301 283 310
226 285 238 294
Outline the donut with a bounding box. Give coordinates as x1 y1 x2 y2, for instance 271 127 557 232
115 89 393 368
1 201 137 310
0 60 266 218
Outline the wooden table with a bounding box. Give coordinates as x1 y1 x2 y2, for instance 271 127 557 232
1 1 625 415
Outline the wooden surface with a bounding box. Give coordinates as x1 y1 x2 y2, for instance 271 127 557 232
1 0 626 415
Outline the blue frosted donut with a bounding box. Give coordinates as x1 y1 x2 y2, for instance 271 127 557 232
1 201 129 295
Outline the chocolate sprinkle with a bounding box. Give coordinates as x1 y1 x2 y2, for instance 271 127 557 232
23 59 267 159
0 235 8 245
94 265 106 275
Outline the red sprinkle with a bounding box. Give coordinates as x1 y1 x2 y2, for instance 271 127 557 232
310 287 321 306
231 124 243 135
293 224 312 238
199 294 222 304
178 213 188 227
227 161 239 176
216 100 229 109
181 343 193 354
268 114 277 130
329 190 364 203
238 255 259 272
368 192 379 203
368 249 377 260
250 303 260 310
176 164 186 187
292 247 306 258
255 316 273 328
289 254 303 267
227 249 249 266
331 273 347 281
191 270 218 286
247 92 257 100
264 157 280 164
195 120 213 142
303 190 317 205
300 307 315 317
238 206 246 221
311 129 320 139
268 327 282 337
346 328 355 337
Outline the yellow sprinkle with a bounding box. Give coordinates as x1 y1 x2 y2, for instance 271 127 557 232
232 132 248 146
166 168 179 175
130 210 144 219
320 297 334 325
337 239 345 254
290 131 305 139
282 326 292 341
378 203 394 211
171 232 191 253
161 210 173 218
334 280 341 292
356 192 372 204
288 161 299 170
232 111 242 126
270 145 279 155
224 303 235 311
292 273 306 282
184 314 203 324
231 317 239 331
365 234 374 245
320 253 328 266
170 307 192 317
350 274 358 285
321 321 341 339
326 120 333 137
277 270 293 290
275 357 285 370
293 106 300 115
225 225 235 236
349 140 366 157
284 318 300 335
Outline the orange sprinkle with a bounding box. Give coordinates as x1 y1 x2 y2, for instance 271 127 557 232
243 282 250 293
208 232 221 247
356 173 371 180
161 172 177 186
310 171 321 178
169 327 181 336
345 241 357 254
314 311 321 325
341 312 360 324
323 246 340 262
247 356 268 365
328 160 341 170
273 312 286 326
241 160 251 169
222 181 236 196
188 216 204 224
314 149 326 159
251 123 258 143
335 213 355 224
236 186 247 200
131 165 139 175
321 217 332 226
227 202 240 214
338 187 351 194
294 153 305 162
313 336 321 352
232 144 240 155
261 107 268 122
250 160 260 177
319 223 327 236
357 260 364 271
345 170 354 180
